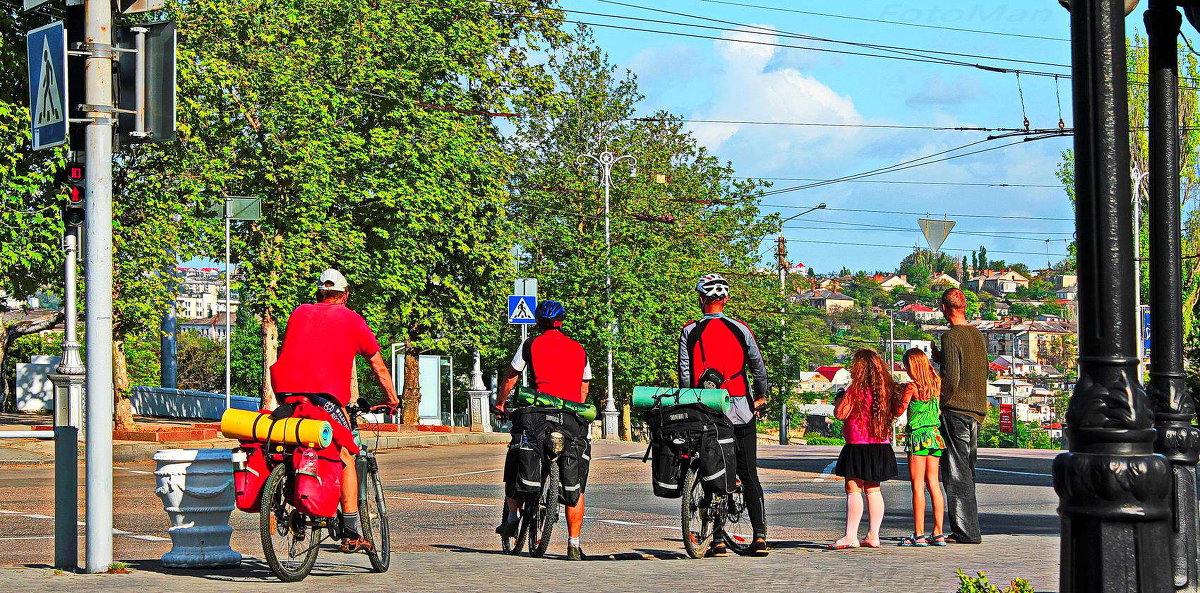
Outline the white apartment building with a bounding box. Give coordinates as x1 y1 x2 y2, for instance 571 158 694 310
175 267 240 320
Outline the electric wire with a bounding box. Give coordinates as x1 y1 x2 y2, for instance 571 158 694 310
769 204 1074 222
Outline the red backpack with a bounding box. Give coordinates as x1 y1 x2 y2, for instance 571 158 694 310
292 443 344 517
685 317 751 397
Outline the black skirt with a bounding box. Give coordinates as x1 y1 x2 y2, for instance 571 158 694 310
834 443 898 482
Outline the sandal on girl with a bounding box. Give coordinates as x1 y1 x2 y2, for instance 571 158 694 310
930 534 949 547
827 540 859 550
899 535 929 547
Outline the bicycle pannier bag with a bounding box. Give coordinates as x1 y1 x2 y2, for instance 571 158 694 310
699 421 737 495
559 434 591 506
292 444 344 517
650 438 683 498
512 433 543 495
232 443 269 513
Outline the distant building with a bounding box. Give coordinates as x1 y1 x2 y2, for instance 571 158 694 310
965 269 1030 296
872 274 914 292
180 311 237 342
898 303 943 323
930 318 1077 367
175 267 240 321
814 366 852 388
793 289 856 313
929 272 961 289
793 371 833 393
1056 285 1078 301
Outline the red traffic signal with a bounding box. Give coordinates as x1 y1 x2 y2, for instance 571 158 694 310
61 162 85 229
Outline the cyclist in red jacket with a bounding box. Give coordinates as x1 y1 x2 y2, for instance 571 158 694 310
495 299 593 560
679 273 770 556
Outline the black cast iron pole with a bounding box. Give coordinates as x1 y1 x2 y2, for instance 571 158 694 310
1055 1 1174 591
1146 1 1200 590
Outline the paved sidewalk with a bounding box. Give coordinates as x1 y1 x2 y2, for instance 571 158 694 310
0 534 1058 593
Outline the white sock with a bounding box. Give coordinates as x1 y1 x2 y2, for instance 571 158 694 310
844 493 863 541
569 537 580 546
866 491 885 540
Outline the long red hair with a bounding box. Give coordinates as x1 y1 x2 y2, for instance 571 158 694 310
847 348 897 441
903 348 941 403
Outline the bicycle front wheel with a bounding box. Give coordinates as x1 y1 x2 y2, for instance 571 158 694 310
723 489 754 556
500 503 529 555
527 460 560 558
360 455 391 572
681 466 715 559
259 463 321 582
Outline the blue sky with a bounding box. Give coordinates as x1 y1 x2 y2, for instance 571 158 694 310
569 0 1181 274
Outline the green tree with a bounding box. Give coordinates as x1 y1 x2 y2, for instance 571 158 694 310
176 331 224 393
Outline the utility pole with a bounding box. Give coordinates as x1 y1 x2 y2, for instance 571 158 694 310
82 0 115 574
1132 166 1148 380
224 198 232 407
775 203 824 446
577 150 637 440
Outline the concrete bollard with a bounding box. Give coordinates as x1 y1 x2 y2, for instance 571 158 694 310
153 449 241 568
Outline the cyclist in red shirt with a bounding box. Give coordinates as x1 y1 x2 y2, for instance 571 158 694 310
679 273 771 556
270 269 400 552
494 299 593 560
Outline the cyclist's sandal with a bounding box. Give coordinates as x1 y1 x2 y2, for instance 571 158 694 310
340 538 374 553
929 533 949 547
751 538 769 556
899 535 930 547
706 541 730 557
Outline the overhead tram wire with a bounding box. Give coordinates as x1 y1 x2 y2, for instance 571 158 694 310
734 177 1062 189
771 204 1074 222
582 0 1073 70
693 0 1072 43
758 133 1069 196
781 239 1069 258
782 217 1075 237
783 224 1073 243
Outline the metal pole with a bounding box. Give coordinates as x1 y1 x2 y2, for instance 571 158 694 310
83 0 114 574
449 356 454 427
58 232 83 376
1133 169 1146 380
54 229 81 572
604 161 616 438
133 27 145 134
160 300 176 389
1146 2 1200 589
224 201 231 407
1055 1 1172 591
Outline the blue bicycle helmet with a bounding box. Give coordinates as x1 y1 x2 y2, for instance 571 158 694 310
535 299 567 321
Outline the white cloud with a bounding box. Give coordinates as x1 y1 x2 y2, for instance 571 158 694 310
687 26 866 172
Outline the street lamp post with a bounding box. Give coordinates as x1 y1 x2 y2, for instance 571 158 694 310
577 150 637 440
1145 1 1200 590
1056 2 1173 592
776 203 826 446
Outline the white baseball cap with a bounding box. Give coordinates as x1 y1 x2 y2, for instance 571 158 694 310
318 268 349 292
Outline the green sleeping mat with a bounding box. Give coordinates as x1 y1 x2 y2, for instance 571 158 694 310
631 386 730 414
512 389 598 423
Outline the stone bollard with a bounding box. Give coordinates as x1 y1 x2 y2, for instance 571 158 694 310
153 449 242 568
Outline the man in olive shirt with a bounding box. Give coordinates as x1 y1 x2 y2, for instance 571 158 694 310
934 288 988 544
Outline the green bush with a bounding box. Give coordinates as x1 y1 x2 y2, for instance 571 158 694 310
805 436 846 446
955 570 1034 593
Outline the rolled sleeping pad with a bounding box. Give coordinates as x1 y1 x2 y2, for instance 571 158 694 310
512 389 598 423
631 386 731 414
220 408 333 448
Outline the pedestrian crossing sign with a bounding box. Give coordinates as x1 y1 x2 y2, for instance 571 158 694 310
26 21 67 150
508 295 537 325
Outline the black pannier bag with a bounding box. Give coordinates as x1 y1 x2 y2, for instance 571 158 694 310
643 404 735 498
559 433 591 506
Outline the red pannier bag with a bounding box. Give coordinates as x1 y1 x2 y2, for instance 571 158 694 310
292 443 344 517
232 442 269 513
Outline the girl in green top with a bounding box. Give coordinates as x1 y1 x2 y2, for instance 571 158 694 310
894 348 947 547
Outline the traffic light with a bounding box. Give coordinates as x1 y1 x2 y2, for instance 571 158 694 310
61 163 85 229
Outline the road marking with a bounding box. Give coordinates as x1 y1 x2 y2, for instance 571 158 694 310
388 468 501 482
977 468 1052 477
388 497 680 533
813 461 836 482
0 509 168 541
598 519 643 526
22 514 52 519
114 466 152 475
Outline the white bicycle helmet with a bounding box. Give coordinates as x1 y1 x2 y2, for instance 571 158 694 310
696 273 730 299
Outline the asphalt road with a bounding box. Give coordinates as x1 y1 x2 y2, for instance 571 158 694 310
0 441 1061 591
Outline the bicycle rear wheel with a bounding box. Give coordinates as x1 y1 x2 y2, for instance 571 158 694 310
499 503 528 555
360 456 391 572
259 463 321 582
722 489 754 556
527 460 560 558
680 466 715 559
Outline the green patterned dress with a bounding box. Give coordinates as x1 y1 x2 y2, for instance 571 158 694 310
904 389 946 456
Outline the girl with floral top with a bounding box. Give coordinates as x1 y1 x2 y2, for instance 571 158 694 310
894 348 947 547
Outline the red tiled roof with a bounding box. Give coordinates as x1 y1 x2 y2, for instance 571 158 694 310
815 366 844 381
901 304 935 312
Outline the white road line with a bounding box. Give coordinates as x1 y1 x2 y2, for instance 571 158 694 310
22 514 52 519
813 461 836 482
388 497 679 532
977 468 1052 477
598 519 643 526
388 468 501 482
0 509 167 541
